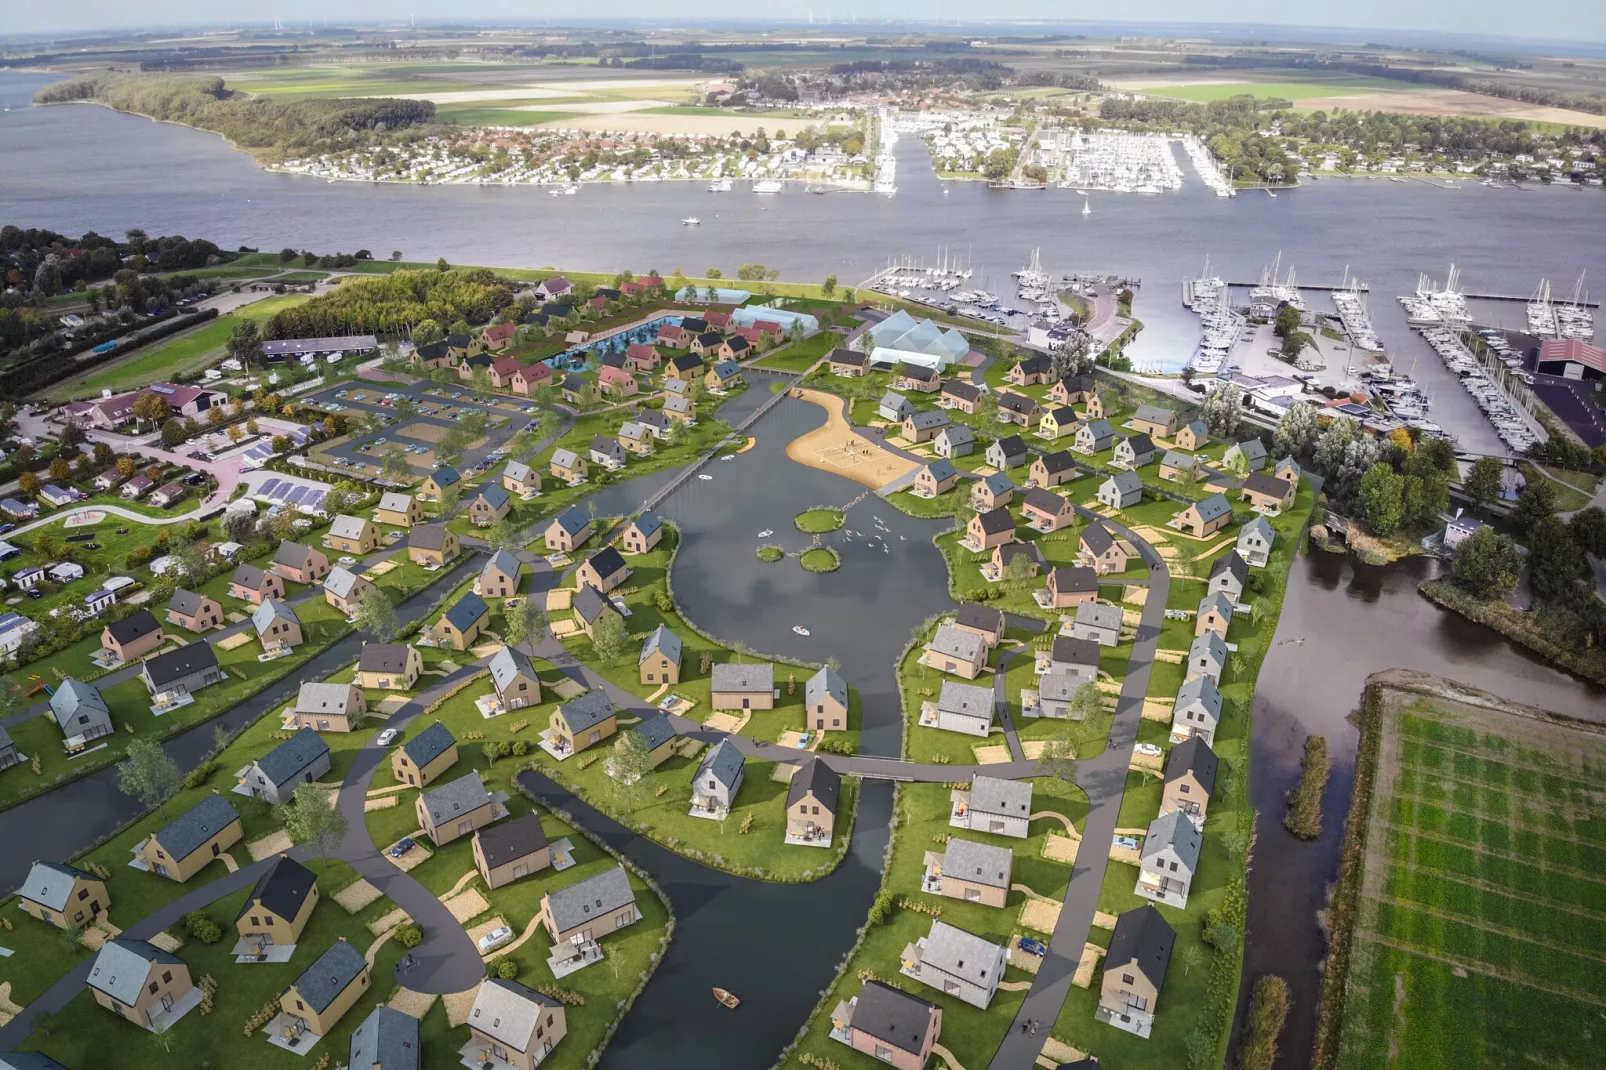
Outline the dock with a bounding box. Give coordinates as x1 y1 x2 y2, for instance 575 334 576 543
1460 291 1600 308
1225 281 1369 293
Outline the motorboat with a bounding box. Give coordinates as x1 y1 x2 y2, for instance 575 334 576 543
697 474 713 481
757 529 774 538
681 217 701 226
792 626 810 636
753 180 783 193
707 178 732 192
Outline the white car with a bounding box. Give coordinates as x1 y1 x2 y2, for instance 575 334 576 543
477 926 514 953
376 728 399 746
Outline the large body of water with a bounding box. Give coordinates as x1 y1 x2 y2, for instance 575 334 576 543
6 68 1606 1067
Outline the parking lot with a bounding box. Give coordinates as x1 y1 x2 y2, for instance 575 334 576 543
301 379 547 478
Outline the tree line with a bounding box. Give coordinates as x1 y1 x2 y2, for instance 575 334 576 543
263 267 514 339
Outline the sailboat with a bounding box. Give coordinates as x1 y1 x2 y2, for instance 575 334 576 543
1082 199 1091 216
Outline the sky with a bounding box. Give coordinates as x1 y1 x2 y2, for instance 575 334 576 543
2 2 1603 45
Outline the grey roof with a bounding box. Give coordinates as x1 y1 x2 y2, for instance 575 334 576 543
943 838 1013 890
105 609 161 646
1038 672 1083 703
292 939 369 1013
21 861 97 911
419 772 492 825
401 721 456 768
664 393 692 414
954 603 1004 634
630 512 662 539
545 864 635 935
1081 519 1115 556
710 662 774 693
937 680 995 720
1050 566 1098 596
696 739 745 790
475 813 549 870
1121 432 1155 455
1166 736 1219 796
937 424 974 448
1189 629 1227 669
474 484 511 511
273 542 319 570
977 472 1013 497
922 458 957 483
906 409 949 432
1192 493 1232 522
254 727 330 788
238 856 317 924
504 460 534 483
996 542 1045 569
49 678 108 724
1106 905 1175 987
585 545 628 581
631 712 677 752
1051 635 1101 667
1276 455 1301 477
806 666 848 711
1075 600 1124 632
919 919 1003 987
589 435 624 458
1210 550 1249 587
879 390 912 413
142 641 220 688
1035 449 1076 474
897 362 938 382
251 598 299 636
1143 809 1203 873
967 774 1032 818
829 347 867 366
378 492 415 514
349 1005 420 1070
1239 515 1275 546
488 646 534 696
1198 590 1235 622
639 624 682 668
558 690 616 734
974 506 1014 535
1228 438 1268 463
991 434 1027 459
443 591 489 633
408 522 453 551
1103 470 1144 496
482 548 520 583
429 464 461 488
998 392 1038 415
551 448 581 470
927 624 984 663
1161 449 1196 471
571 584 614 627
551 506 590 536
1176 674 1224 721
296 681 360 716
1022 487 1070 515
87 939 186 1006
1080 417 1113 439
1016 355 1051 375
359 642 411 673
848 980 940 1056
167 588 214 617
469 978 561 1054
786 756 841 813
1133 403 1175 424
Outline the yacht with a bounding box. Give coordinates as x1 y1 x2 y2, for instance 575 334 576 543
681 217 701 226
752 180 783 194
707 178 733 192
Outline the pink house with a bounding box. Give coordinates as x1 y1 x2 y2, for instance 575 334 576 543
705 311 732 331
511 362 553 395
489 358 524 389
626 343 662 371
597 365 638 397
733 326 764 346
752 320 785 341
481 322 517 351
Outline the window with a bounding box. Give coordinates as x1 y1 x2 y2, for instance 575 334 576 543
1179 784 1190 794
832 719 841 728
812 806 819 815
1122 973 1134 984
800 805 808 814
874 1045 894 1061
74 911 85 922
250 916 259 927
78 888 90 900
148 981 158 994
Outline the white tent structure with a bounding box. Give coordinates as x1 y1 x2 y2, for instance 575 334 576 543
864 310 970 372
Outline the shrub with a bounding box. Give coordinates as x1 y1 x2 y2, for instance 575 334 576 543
183 759 220 789
182 911 223 944
393 922 423 949
1284 734 1331 840
1241 975 1290 1070
494 957 520 980
511 740 530 757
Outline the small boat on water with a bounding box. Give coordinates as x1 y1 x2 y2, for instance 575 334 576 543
1082 200 1091 216
792 626 810 636
682 217 701 225
713 988 741 1009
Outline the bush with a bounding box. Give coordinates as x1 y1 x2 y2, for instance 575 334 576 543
1241 975 1290 1070
1284 735 1331 839
183 759 220 789
393 922 423 949
511 740 530 757
182 911 223 944
493 957 519 980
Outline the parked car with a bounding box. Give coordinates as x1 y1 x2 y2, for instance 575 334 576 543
1018 937 1048 957
377 728 399 746
388 836 415 858
477 926 514 953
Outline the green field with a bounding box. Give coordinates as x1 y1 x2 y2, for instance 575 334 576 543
1137 76 1408 103
1335 685 1606 1070
38 294 309 402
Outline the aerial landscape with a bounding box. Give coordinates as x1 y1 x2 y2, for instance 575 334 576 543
0 4 1604 1070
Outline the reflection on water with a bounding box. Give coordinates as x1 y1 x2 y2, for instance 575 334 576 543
1244 549 1605 1068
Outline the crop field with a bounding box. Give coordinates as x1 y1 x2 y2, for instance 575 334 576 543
1337 684 1606 1070
1116 74 1406 102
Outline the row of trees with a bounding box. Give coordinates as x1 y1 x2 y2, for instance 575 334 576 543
263 267 514 339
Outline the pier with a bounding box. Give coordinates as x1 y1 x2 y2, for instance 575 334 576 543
1460 291 1601 308
1225 281 1369 292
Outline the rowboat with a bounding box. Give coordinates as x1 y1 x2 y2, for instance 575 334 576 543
712 987 740 1009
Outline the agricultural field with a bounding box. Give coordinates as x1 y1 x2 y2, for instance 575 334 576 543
1335 679 1606 1070
1115 74 1407 103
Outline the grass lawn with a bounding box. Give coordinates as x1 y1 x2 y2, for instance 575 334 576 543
750 330 840 373
1517 462 1596 512
794 507 845 533
799 548 840 573
1134 75 1406 103
784 779 1086 1070
37 295 310 402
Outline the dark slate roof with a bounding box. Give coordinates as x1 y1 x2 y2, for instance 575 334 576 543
87 939 186 1007
786 757 841 813
551 506 590 536
1051 634 1100 667
965 506 1009 537
142 641 219 688
154 793 240 860
571 583 615 626
1057 374 1095 394
401 721 457 768
1243 471 1290 499
942 380 981 403
1035 449 1076 474
1017 354 1051 376
415 341 449 362
589 435 624 457
631 712 677 752
600 352 627 369
1103 470 1144 496
998 392 1039 415
446 333 471 349
1022 487 1070 515
1165 736 1219 797
631 511 662 538
680 317 709 334
443 591 490 634
1106 904 1176 988
273 542 320 570
292 939 369 1013
0 1051 73 1070
348 1006 419 1070
237 856 317 923
954 603 1005 634
475 484 511 511
1133 403 1175 424
558 690 616 734
545 865 634 935
978 472 1013 497
897 361 938 382
1122 432 1155 455
255 727 330 788
1209 550 1249 588
430 464 461 488
475 812 549 870
561 374 589 393
923 458 957 483
359 643 412 673
419 772 491 825
996 542 1045 569
409 522 453 551
585 545 628 580
696 331 725 349
1081 519 1115 556
105 609 160 646
828 348 867 366
1079 416 1112 438
850 980 940 1057
1048 406 1080 426
696 739 745 790
668 353 704 373
991 434 1028 459
906 409 949 432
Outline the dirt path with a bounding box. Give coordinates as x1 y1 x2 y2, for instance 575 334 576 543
785 388 919 490
1029 810 1078 836
440 868 480 900
932 1042 968 1070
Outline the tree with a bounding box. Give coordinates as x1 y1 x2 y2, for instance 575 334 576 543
1526 516 1588 603
591 611 627 660
821 273 837 298
381 447 411 483
133 391 169 431
1356 462 1405 536
1464 456 1504 508
1569 506 1606 558
93 441 114 467
1035 683 1100 783
161 418 188 447
412 319 444 346
611 729 651 808
115 454 137 477
116 739 182 815
1200 383 1243 436
280 782 348 868
354 584 398 641
48 456 70 482
1450 526 1521 600
324 480 361 517
226 319 263 368
484 518 519 552
17 471 41 497
1180 944 1206 978
1273 305 1302 339
1510 479 1558 535
1048 332 1094 381
503 596 546 651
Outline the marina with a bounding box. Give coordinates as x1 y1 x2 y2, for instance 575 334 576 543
1052 130 1183 194
1526 274 1598 339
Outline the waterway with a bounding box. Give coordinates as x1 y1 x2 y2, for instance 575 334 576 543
4 67 1604 456
1244 549 1606 1068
